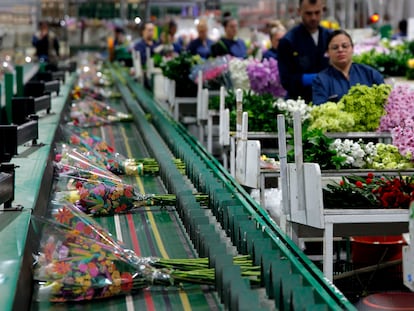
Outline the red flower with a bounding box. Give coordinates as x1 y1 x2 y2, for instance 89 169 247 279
355 181 363 188
367 172 374 179
366 178 373 185
120 272 133 292
339 180 344 186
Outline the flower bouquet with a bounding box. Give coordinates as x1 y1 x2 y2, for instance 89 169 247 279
54 145 123 184
54 176 209 216
323 173 414 209
69 97 133 127
61 127 186 175
228 58 250 91
32 203 260 302
246 58 286 98
189 56 231 90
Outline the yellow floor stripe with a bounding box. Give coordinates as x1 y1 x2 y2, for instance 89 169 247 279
120 127 192 311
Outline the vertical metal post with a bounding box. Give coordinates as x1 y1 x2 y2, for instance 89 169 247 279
5 72 13 125
15 66 24 97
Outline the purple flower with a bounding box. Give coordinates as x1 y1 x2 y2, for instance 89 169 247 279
246 58 286 98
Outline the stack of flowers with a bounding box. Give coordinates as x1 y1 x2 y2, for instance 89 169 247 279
32 203 260 302
309 83 391 132
274 97 312 125
308 102 354 132
246 58 286 98
379 85 414 159
329 139 376 169
323 173 414 209
189 56 231 90
228 58 250 90
289 125 414 170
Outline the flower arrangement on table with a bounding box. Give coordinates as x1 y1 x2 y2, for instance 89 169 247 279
323 173 414 209
32 203 260 302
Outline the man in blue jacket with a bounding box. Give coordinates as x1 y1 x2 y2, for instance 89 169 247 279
277 0 331 103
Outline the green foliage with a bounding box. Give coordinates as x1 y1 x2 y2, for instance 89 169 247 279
287 124 343 169
160 52 201 82
353 41 414 77
215 89 280 132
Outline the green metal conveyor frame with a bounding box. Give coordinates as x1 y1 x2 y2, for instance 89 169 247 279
110 64 356 310
0 63 356 311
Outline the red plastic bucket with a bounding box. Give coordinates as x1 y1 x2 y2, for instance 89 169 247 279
362 292 414 310
351 235 405 266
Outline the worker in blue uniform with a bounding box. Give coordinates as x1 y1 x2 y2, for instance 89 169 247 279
211 12 247 58
277 0 331 102
187 18 213 59
262 23 286 60
312 29 384 105
133 22 159 69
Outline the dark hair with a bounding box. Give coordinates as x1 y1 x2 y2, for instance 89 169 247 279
399 19 407 35
168 19 177 29
115 27 125 34
299 0 318 6
222 11 235 28
327 29 353 47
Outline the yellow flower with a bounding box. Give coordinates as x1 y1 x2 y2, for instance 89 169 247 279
407 59 414 69
67 191 80 203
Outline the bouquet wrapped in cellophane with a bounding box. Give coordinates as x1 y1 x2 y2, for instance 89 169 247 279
54 174 208 216
60 126 185 175
32 203 260 302
69 97 133 127
54 144 123 184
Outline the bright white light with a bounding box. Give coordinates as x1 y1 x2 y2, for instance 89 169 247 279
97 71 102 77
194 18 200 26
83 66 90 73
2 61 8 67
134 17 141 25
25 56 32 63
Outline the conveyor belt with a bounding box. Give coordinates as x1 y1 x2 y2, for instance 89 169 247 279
27 64 356 310
33 102 224 310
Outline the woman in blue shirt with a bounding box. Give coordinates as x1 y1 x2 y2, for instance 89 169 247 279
262 24 286 60
312 29 384 105
211 12 247 58
187 18 213 59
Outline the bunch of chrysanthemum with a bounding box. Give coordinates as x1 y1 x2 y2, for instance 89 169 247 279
308 101 355 132
228 58 250 90
274 97 312 124
246 58 286 98
370 143 414 169
390 118 414 159
379 84 414 131
329 139 376 168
